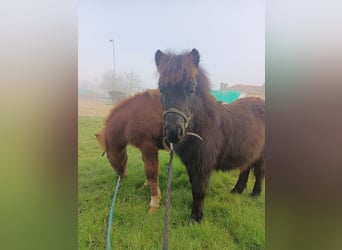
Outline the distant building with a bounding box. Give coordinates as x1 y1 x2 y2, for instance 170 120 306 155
78 88 97 98
220 83 265 99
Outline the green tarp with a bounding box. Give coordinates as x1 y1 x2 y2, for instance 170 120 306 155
211 90 240 104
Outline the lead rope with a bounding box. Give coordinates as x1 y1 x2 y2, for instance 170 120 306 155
163 142 174 250
162 133 203 152
106 175 121 250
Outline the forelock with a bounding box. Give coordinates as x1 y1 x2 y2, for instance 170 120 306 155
157 52 197 87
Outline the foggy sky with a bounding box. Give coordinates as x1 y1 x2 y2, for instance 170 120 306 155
78 1 265 90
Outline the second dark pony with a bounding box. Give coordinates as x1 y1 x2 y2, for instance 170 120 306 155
155 49 265 222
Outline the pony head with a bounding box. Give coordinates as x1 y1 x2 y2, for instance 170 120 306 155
155 49 200 143
95 129 127 177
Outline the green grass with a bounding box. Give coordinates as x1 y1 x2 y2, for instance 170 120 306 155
78 116 265 249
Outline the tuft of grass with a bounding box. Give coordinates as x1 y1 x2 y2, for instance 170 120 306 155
79 116 265 249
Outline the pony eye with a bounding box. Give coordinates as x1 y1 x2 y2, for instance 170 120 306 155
188 86 195 94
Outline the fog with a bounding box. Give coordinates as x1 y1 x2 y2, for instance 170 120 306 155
78 1 265 94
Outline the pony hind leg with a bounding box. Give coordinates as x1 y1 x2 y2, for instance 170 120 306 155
231 168 250 194
140 144 161 213
251 156 265 197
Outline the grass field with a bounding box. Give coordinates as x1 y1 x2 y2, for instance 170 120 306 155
78 112 265 249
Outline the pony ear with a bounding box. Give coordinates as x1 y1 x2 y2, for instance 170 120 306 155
155 49 166 67
190 48 200 67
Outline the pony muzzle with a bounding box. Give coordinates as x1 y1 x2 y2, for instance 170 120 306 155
163 107 190 144
116 163 126 177
163 123 184 144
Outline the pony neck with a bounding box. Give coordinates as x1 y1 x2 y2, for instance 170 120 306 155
191 70 217 116
193 69 229 121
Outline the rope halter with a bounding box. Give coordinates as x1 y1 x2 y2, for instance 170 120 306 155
163 107 191 129
162 107 203 148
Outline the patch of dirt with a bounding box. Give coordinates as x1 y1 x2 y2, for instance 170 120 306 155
78 99 113 117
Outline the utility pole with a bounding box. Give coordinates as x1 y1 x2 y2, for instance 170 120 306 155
109 39 116 89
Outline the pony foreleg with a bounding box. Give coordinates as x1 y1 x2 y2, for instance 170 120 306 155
189 170 210 223
140 145 161 213
147 162 161 213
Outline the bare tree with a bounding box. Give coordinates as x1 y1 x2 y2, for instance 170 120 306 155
99 70 143 95
124 71 143 94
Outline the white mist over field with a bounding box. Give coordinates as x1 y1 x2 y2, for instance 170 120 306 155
78 1 265 95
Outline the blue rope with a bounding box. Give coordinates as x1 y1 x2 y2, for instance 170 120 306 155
106 176 121 250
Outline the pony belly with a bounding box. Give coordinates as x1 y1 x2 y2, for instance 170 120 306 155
216 157 250 171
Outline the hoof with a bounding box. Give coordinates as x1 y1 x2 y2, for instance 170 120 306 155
140 179 150 189
148 206 159 214
190 212 202 223
250 192 260 197
148 190 161 213
190 218 200 224
231 187 243 194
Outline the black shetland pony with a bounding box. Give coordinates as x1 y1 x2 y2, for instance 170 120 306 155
155 49 265 222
